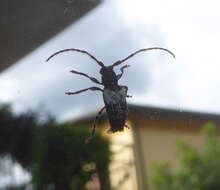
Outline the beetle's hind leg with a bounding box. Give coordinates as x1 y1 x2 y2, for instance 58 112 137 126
117 65 130 80
125 124 130 129
70 70 102 85
66 87 103 95
85 106 106 143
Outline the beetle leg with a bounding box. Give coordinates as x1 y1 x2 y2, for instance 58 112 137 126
66 87 103 95
85 106 106 143
117 65 130 80
122 85 132 98
125 124 130 129
70 70 102 85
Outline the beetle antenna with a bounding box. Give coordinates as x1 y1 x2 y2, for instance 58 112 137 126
46 48 104 67
111 47 175 67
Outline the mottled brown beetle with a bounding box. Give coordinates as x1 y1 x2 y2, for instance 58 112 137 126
46 47 175 141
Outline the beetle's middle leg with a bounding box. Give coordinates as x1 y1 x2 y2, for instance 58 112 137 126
123 85 132 98
66 87 103 95
117 65 130 80
85 106 106 143
70 70 102 85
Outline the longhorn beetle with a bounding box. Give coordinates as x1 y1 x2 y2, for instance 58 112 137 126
46 47 175 142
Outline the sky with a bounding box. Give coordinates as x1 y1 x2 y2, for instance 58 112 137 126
1 0 220 186
1 0 220 123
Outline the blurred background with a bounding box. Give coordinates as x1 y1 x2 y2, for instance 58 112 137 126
1 0 220 189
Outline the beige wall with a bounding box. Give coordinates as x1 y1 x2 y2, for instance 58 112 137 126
101 122 138 190
137 126 205 176
98 115 220 190
109 129 138 190
131 117 220 190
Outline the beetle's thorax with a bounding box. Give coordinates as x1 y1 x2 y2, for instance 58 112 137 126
100 66 118 87
103 85 127 104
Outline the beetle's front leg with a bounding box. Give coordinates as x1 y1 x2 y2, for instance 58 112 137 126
117 65 130 80
85 106 106 143
70 70 102 85
66 87 103 95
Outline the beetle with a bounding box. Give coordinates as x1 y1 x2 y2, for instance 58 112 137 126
46 47 175 141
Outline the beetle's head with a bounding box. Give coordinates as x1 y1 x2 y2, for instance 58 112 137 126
100 66 113 75
100 66 118 86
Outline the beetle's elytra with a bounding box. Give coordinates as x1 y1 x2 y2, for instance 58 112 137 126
46 47 175 142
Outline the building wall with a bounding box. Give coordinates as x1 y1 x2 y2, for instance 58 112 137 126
137 126 204 175
131 117 220 190
93 111 220 190
101 122 138 190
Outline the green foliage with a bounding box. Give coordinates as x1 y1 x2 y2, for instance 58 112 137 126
151 123 220 190
0 104 37 167
0 104 111 190
32 123 111 190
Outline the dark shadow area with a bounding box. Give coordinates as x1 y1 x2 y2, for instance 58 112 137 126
0 0 101 71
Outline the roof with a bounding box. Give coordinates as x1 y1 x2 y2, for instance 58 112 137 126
0 0 101 72
72 104 220 126
129 104 220 122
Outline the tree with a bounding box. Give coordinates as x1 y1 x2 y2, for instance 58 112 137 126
0 104 37 167
0 104 111 190
151 123 220 190
32 123 111 190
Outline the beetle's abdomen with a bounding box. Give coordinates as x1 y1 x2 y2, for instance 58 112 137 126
103 86 128 133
